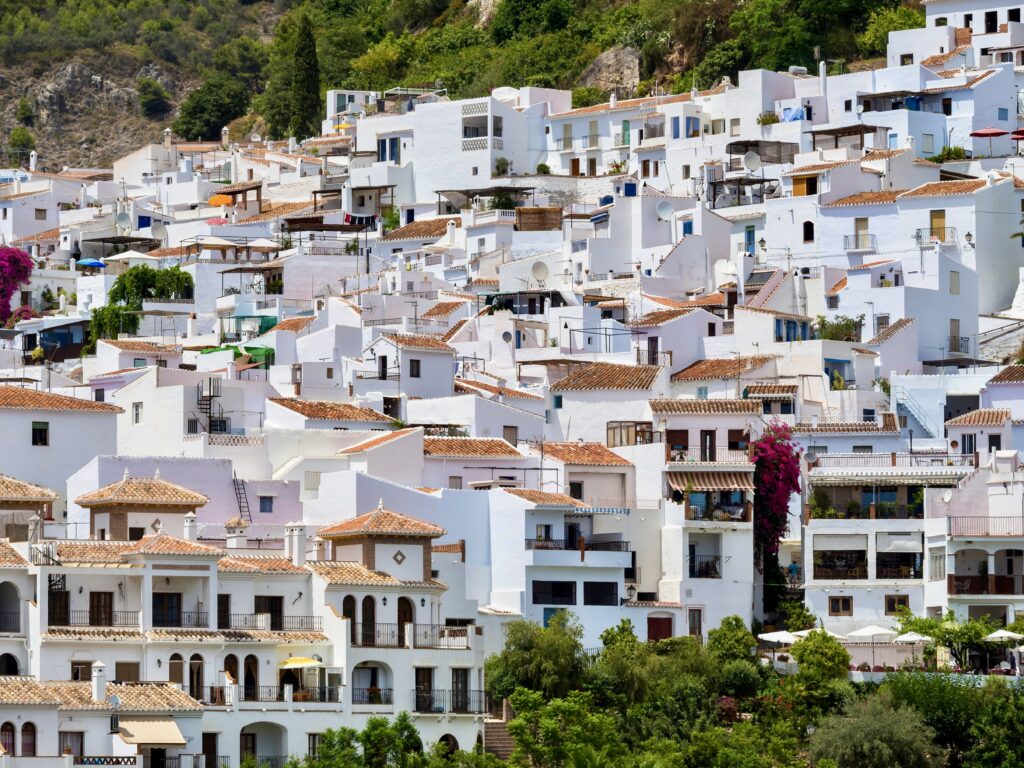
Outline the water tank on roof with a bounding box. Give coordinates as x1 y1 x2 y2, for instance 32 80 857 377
599 195 614 206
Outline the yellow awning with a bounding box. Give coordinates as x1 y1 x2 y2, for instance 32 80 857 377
118 718 186 747
666 471 755 492
279 657 321 669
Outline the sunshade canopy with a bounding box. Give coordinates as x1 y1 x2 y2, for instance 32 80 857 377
118 718 186 747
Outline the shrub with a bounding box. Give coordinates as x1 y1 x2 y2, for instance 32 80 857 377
536 162 551 175
706 616 757 663
720 660 761 698
792 631 850 682
15 97 33 125
494 156 510 175
137 77 171 117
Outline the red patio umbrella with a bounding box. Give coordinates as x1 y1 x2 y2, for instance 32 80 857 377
971 127 1009 156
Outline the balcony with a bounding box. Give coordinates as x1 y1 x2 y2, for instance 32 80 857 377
412 624 472 649
948 517 1024 537
240 685 285 703
583 134 600 150
876 553 923 579
686 502 752 523
353 687 393 705
292 686 340 703
49 609 140 628
196 686 227 705
413 689 490 714
555 137 574 152
949 335 970 355
689 555 722 579
635 348 673 366
461 137 503 152
843 233 877 251
0 612 18 633
152 610 208 629
809 452 976 469
948 574 1024 595
351 623 402 648
813 563 868 580
668 447 752 464
225 614 322 631
524 539 630 552
915 227 958 246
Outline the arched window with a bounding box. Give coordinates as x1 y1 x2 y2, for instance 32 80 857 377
935 16 947 26
168 653 184 685
224 654 238 683
20 723 35 757
0 722 14 755
189 653 204 696
802 221 815 243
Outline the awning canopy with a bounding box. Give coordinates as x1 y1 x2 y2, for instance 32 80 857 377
118 718 186 747
877 532 923 553
814 533 868 551
279 656 322 669
666 471 754 492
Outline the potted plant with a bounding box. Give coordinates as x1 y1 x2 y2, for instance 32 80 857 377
368 686 382 704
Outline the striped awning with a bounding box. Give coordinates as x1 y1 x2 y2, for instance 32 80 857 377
667 471 755 492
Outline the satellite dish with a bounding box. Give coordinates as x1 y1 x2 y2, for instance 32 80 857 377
804 451 817 465
115 212 131 230
501 331 513 343
151 220 167 240
742 152 762 173
655 201 674 222
109 695 121 710
942 489 953 504
720 261 737 276
856 104 864 115
531 261 549 281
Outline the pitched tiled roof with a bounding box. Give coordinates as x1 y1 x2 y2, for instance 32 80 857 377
147 627 329 643
13 226 60 245
267 316 314 333
75 474 208 508
423 436 522 458
898 179 988 198
848 259 894 272
238 202 315 224
827 276 848 296
551 362 660 392
442 318 469 342
852 347 879 357
0 474 57 504
921 44 971 67
735 305 813 322
867 317 915 345
988 365 1024 384
503 488 589 507
269 398 390 422
337 427 419 455
671 355 775 381
421 301 464 319
307 560 404 586
380 216 459 242
861 148 908 161
42 681 202 711
214 179 263 195
822 190 906 207
0 677 63 705
319 503 445 539
43 627 144 641
627 308 693 328
55 541 136 564
646 291 728 308
539 442 633 466
454 378 542 400
945 408 1011 427
548 85 727 118
0 541 27 568
784 160 859 176
0 386 123 413
380 333 455 353
126 534 223 558
745 384 798 397
649 398 760 415
218 555 308 574
100 340 178 355
794 413 899 433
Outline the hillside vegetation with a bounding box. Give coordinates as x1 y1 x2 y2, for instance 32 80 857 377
0 0 924 160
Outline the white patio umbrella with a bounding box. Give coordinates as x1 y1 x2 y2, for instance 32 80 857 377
896 631 932 666
758 630 799 660
985 629 1024 642
794 628 846 640
847 625 898 669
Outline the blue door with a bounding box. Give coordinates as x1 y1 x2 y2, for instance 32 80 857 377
543 608 559 627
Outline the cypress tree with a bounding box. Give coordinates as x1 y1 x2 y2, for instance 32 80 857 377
288 13 321 140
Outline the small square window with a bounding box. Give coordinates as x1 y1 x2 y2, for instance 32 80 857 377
696 386 708 400
95 388 105 402
828 596 852 616
133 358 146 368
304 471 321 491
31 421 48 446
862 408 876 423
885 594 909 615
844 99 852 112
472 167 479 176
409 359 421 378
568 481 583 500
553 395 563 409
448 476 463 490
326 367 334 379
259 496 274 514
34 208 46 220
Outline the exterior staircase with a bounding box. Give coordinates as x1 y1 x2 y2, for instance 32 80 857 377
483 719 515 760
892 386 939 438
232 472 253 525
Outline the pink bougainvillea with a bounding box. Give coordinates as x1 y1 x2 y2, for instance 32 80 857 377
751 419 802 563
0 247 34 324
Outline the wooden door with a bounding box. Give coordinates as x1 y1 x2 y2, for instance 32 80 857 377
203 733 218 768
217 594 230 630
254 595 283 631
49 589 69 626
647 616 672 642
854 217 869 248
89 592 113 626
570 158 580 176
451 668 469 712
397 597 414 647
930 209 946 240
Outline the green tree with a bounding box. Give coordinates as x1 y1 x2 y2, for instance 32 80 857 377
896 609 998 670
8 125 35 163
815 314 864 341
791 630 850 682
883 672 986 763
15 97 32 125
858 6 925 56
358 714 422 768
781 601 818 631
506 689 625 768
485 611 585 700
706 615 757 662
87 304 139 351
137 77 171 117
174 75 249 141
212 36 269 93
571 87 605 108
965 683 1024 768
810 692 944 768
289 13 321 140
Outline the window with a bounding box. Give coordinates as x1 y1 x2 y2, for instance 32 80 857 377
326 367 334 379
133 358 147 367
448 475 463 490
1011 8 1021 22
949 270 960 295
0 723 13 755
409 359 421 378
21 723 35 757
828 596 852 616
999 107 1009 122
129 527 145 541
31 421 48 446
792 175 818 196
852 445 873 454
844 99 852 112
780 401 793 415
114 662 140 682
304 471 321 491
875 314 890 335
682 164 691 178
583 581 618 606
59 732 83 758
553 395 563 409
471 167 478 176
802 221 815 242
532 580 576 605
641 160 651 178
308 734 322 758
568 481 583 500
71 661 93 680
729 118 741 136
187 418 200 434
258 496 274 514
885 594 910 615
862 408 876 422
502 425 519 445
922 133 934 154
762 401 772 415
827 295 839 309
900 53 914 65
95 388 105 402
696 386 708 400
132 402 143 424
34 208 46 220
671 116 680 139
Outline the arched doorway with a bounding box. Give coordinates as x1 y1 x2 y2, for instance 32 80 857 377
20 723 35 756
239 722 287 765
0 653 18 675
189 654 204 696
438 734 458 756
0 582 19 632
168 653 184 685
397 597 414 646
243 654 259 701
224 654 238 684
352 661 393 704
0 722 13 755
342 595 356 644
361 596 376 646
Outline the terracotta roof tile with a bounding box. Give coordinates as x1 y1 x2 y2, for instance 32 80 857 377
307 560 404 586
503 488 589 507
380 216 459 242
627 308 694 328
671 355 775 382
431 542 463 553
269 398 390 422
551 362 660 392
218 555 307 574
13 226 61 244
861 149 908 161
442 318 469 342
867 317 915 345
745 384 798 397
0 677 62 705
126 534 223 558
898 179 988 198
0 474 57 504
852 347 879 357
319 503 445 539
649 398 760 415
921 45 972 67
267 316 314 333
423 436 522 458
55 541 136 564
214 180 263 195
338 428 419 455
454 378 542 400
784 160 859 176
848 259 894 272
549 85 727 118
0 541 27 568
43 627 144 641
989 365 1024 384
0 386 123 413
100 340 178 355
822 190 906 207
945 408 1011 426
827 276 848 296
421 301 465 319
735 305 813 322
538 442 632 466
794 413 899 433
43 681 201 711
237 202 315 224
75 474 209 508
146 627 329 643
380 333 455 353
645 292 728 308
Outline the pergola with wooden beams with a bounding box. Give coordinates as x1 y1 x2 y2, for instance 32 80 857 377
212 179 264 213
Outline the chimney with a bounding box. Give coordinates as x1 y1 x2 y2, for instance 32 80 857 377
818 60 828 102
609 91 618 109
163 128 172 151
221 126 230 149
29 150 37 173
285 522 307 567
183 511 198 541
225 517 248 549
288 137 297 154
91 661 107 702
